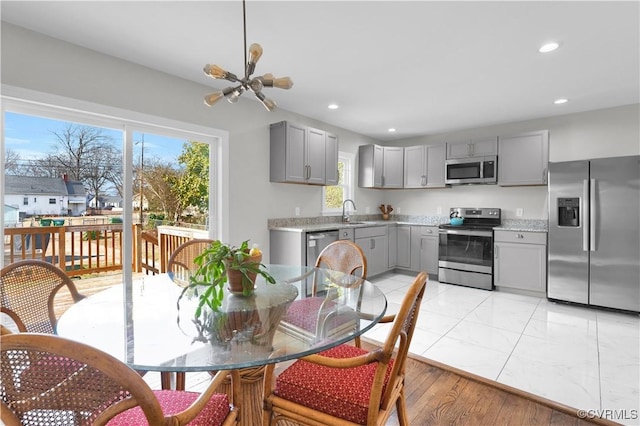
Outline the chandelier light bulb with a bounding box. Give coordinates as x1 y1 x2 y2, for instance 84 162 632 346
261 97 277 111
248 43 263 64
203 64 238 82
272 76 294 90
204 91 225 106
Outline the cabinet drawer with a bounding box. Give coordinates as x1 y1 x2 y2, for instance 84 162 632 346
419 226 438 236
355 226 387 239
338 228 354 241
494 230 546 245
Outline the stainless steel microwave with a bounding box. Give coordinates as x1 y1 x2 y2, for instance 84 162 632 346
445 156 497 185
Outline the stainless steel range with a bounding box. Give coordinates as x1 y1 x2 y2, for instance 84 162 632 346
438 207 501 290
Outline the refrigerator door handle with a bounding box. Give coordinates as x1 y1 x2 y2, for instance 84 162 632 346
590 178 596 251
583 179 589 251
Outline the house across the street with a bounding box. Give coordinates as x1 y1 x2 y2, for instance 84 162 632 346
4 175 87 218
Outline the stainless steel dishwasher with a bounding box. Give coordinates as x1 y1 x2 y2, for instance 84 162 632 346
306 230 339 266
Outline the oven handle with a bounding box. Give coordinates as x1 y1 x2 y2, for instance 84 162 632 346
438 229 493 237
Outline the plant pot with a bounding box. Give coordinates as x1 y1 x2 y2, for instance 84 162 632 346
381 213 390 220
224 253 262 295
39 219 52 226
52 219 65 226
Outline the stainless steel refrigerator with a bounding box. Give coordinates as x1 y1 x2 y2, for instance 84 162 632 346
548 156 640 312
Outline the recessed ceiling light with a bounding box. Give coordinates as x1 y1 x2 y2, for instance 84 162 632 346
554 98 568 104
539 42 559 53
388 128 396 132
328 104 339 110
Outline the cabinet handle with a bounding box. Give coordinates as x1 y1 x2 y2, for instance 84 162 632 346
381 175 385 187
517 234 524 239
371 239 375 250
422 175 427 186
494 245 498 259
307 165 311 179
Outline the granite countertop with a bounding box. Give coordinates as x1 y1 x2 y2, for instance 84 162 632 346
494 219 548 233
269 215 548 233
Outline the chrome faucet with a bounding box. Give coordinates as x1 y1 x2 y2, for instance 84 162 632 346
342 199 356 223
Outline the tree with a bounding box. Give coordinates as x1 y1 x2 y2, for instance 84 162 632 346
173 142 209 219
50 124 121 206
4 148 22 174
142 158 181 220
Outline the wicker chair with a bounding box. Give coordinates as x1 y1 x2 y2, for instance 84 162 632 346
0 332 240 426
164 239 215 391
167 239 215 287
263 271 428 426
281 240 384 347
0 260 86 333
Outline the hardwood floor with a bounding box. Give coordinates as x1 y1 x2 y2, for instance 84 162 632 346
49 275 616 426
359 341 618 426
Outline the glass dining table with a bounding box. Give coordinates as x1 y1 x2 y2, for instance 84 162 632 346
56 264 387 424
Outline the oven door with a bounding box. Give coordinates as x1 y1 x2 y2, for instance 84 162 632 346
438 229 493 273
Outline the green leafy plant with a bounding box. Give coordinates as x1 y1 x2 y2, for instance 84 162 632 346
181 240 275 317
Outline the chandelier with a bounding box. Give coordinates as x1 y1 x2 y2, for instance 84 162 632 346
203 0 293 111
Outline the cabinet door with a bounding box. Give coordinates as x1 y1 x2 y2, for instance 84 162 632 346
446 141 472 159
470 137 498 156
498 130 549 186
306 127 326 185
369 235 388 276
325 132 339 186
388 225 397 268
494 241 547 292
396 225 411 268
284 122 307 182
426 145 446 188
382 146 404 188
420 236 439 275
403 145 427 188
373 145 384 187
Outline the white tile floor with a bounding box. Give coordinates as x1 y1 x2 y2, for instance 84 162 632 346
363 272 640 425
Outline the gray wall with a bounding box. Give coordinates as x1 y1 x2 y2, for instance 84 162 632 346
2 23 639 258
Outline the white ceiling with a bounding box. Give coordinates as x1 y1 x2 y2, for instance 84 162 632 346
2 1 639 141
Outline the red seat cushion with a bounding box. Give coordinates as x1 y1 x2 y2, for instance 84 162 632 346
107 390 230 426
283 297 355 333
274 344 395 424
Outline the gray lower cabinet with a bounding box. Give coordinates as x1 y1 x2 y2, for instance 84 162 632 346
498 130 549 186
410 226 439 275
494 230 547 293
395 225 411 269
355 226 388 277
387 224 397 268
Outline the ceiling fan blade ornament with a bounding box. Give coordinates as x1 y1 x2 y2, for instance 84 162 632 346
201 0 292 111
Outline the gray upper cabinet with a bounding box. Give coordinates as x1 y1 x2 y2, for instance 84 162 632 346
498 130 549 186
446 137 498 159
403 145 446 188
358 144 404 188
325 132 339 186
270 121 338 185
403 145 427 188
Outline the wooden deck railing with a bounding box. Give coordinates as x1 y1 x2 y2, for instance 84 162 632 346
3 224 209 277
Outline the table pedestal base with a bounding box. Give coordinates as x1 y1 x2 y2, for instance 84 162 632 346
220 366 265 426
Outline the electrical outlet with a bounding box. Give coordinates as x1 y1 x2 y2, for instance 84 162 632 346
295 207 300 216
516 208 524 217
365 206 370 214
397 207 402 214
436 206 442 215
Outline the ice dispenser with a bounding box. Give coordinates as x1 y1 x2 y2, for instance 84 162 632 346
558 198 580 227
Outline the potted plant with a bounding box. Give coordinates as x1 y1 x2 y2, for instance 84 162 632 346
182 240 276 317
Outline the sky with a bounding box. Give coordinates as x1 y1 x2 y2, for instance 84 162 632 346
4 112 186 164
